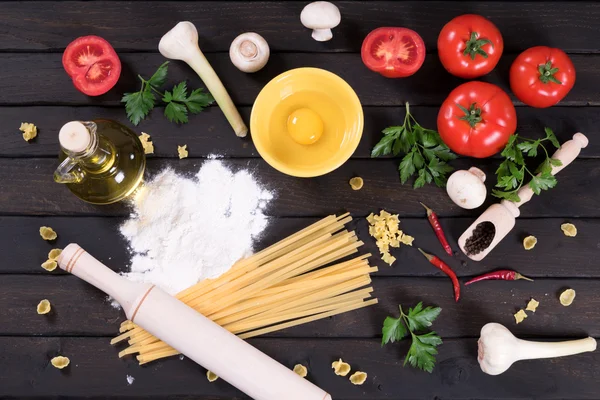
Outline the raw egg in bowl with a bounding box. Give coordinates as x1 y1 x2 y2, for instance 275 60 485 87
250 68 363 177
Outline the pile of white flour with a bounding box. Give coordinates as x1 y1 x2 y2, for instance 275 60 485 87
118 159 273 296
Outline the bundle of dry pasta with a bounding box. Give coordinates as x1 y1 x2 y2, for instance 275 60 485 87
112 213 378 365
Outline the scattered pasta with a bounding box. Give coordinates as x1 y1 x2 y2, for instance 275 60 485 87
366 210 413 266
561 223 577 237
41 259 58 272
526 298 539 312
39 226 57 241
331 358 351 376
48 249 62 260
349 177 364 191
20 122 38 142
37 299 51 314
139 132 154 155
178 145 189 159
51 356 70 369
206 370 219 382
349 371 367 385
523 235 537 250
559 288 576 306
514 309 527 324
293 364 308 378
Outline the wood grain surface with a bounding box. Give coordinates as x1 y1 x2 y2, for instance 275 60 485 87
1 1 598 399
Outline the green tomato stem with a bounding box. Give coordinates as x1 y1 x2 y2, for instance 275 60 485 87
463 31 493 60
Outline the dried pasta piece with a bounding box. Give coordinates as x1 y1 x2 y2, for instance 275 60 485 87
399 233 414 246
381 253 396 265
48 249 62 260
41 259 58 272
206 370 219 382
178 145 189 159
331 358 351 376
139 132 154 155
20 122 38 142
514 309 527 324
366 210 413 266
39 226 57 241
559 288 576 306
523 235 537 250
526 298 539 312
349 371 367 385
37 299 51 314
561 223 577 237
349 177 364 191
51 356 70 369
293 364 308 378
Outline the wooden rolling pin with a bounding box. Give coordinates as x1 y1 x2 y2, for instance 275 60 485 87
58 244 331 400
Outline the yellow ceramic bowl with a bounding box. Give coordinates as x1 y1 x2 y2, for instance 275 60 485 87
250 68 363 177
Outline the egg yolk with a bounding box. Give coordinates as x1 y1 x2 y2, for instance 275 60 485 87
287 108 324 145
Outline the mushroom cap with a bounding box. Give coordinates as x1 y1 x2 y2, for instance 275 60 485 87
300 1 341 29
446 168 487 209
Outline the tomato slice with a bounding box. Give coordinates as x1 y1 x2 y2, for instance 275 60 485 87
62 35 121 96
361 27 426 78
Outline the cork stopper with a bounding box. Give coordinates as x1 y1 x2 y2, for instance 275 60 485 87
59 121 91 153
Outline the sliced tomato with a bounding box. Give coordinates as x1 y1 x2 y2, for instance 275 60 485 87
361 27 426 78
62 35 121 96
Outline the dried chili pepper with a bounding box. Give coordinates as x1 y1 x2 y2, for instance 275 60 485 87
417 248 460 302
420 202 452 256
465 270 533 286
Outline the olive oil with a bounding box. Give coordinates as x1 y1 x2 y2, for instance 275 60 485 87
54 120 145 205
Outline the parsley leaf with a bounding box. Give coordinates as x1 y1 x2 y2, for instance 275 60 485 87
382 302 442 373
372 103 456 188
493 127 563 202
122 63 214 126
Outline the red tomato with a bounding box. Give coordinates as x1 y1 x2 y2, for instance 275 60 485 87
62 36 121 96
510 46 576 108
438 14 503 79
361 27 426 78
437 81 517 158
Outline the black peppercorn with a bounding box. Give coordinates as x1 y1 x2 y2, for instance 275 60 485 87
464 221 496 256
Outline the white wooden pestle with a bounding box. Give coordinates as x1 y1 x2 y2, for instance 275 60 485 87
458 133 588 261
57 244 332 400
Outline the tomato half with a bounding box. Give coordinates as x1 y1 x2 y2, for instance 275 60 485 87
361 27 426 78
62 35 121 96
438 14 503 79
510 46 576 108
437 81 517 158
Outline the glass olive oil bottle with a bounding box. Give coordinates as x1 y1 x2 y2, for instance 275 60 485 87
54 120 145 205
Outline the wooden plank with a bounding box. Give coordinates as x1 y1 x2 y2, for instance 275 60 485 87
2 216 598 278
1 1 599 53
2 274 599 339
0 158 597 217
0 53 598 106
1 336 598 399
2 106 599 159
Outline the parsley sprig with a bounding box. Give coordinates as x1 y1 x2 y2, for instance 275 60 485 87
493 127 563 202
122 61 214 126
372 103 457 188
382 302 442 373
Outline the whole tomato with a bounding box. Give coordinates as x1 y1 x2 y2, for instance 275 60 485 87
438 14 503 79
437 81 517 158
510 46 576 108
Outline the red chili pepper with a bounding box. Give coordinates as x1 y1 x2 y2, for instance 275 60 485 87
418 248 460 302
420 202 453 256
465 270 533 286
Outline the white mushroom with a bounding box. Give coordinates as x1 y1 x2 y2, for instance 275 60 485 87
478 322 597 375
229 33 270 73
446 167 487 209
300 1 341 42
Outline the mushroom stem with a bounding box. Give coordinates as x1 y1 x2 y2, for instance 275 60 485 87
312 29 333 42
159 22 247 137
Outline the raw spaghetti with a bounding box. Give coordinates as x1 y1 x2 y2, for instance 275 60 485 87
112 214 378 364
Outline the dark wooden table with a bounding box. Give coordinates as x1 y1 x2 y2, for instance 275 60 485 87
1 1 600 399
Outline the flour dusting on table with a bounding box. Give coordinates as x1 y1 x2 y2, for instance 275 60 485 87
118 159 273 296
